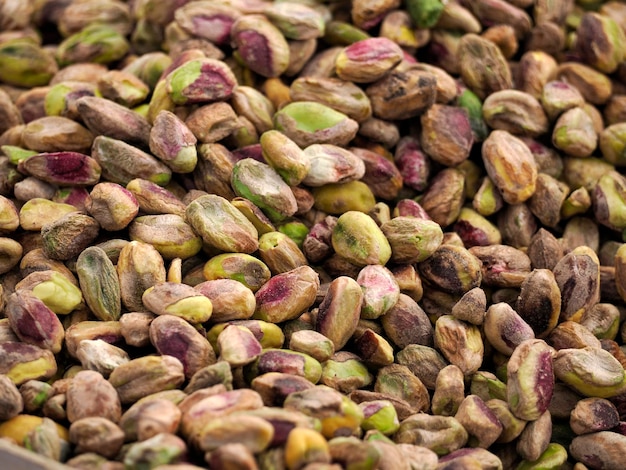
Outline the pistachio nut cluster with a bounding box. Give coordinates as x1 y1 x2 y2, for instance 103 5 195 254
1 0 626 469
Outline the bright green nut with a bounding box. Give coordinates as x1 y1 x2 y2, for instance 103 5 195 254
313 181 377 214
359 400 400 435
332 211 391 267
164 296 213 323
515 443 568 470
0 39 58 87
320 354 373 393
31 271 83 315
457 88 489 142
0 145 37 165
277 221 309 248
56 25 130 66
406 0 445 29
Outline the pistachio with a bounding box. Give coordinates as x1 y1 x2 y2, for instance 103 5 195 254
117 240 166 313
66 370 121 423
164 57 237 105
394 414 468 456
458 34 512 100
331 211 391 267
335 37 403 84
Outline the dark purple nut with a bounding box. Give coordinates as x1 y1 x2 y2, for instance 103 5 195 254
316 276 363 351
516 268 561 339
64 321 123 359
482 90 549 138
419 167 465 227
380 293 433 349
245 348 322 385
149 110 197 174
483 302 535 356
431 365 465 417
174 2 241 46
150 314 216 378
454 394 503 448
450 287 486 326
123 398 183 443
91 135 172 187
186 194 260 254
231 14 290 78
75 96 151 147
419 104 473 167
17 151 101 186
108 355 185 404
556 62 613 105
253 265 319 324
393 136 430 192
194 279 256 323
393 414 468 456
548 320 602 351
350 147 403 200
365 66 437 120
165 57 238 105
570 397 620 435
486 399 527 443
69 417 125 459
66 370 122 423
469 244 531 288
507 339 555 421
435 315 484 377
300 145 365 188
553 248 600 322
6 290 65 354
570 431 626 470
251 372 315 407
418 244 483 296
117 241 166 313
335 37 403 83
457 34 512 100
482 130 538 205
396 344 448 391
516 409 552 461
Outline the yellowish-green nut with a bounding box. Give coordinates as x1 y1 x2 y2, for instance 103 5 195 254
44 81 100 120
0 342 57 386
321 352 373 393
149 110 198 173
274 101 359 148
553 347 626 398
284 428 331 470
0 39 59 87
0 415 68 447
203 253 271 292
56 24 129 66
0 237 23 275
576 12 626 74
332 211 391 267
516 442 568 470
117 240 166 312
165 57 237 105
313 181 377 214
197 413 274 454
26 270 83 315
260 130 310 186
129 214 202 260
600 122 626 166
381 216 444 264
142 282 213 323
359 400 400 435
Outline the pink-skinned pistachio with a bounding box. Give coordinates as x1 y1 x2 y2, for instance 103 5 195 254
165 57 238 105
17 152 101 186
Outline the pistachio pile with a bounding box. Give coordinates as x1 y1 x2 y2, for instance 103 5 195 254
1 0 626 468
